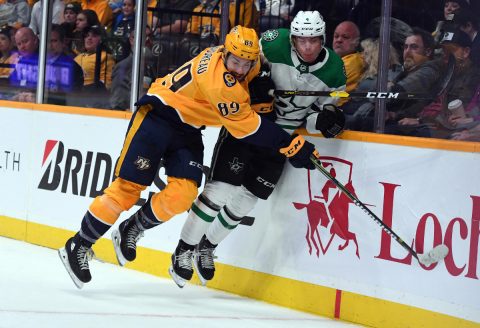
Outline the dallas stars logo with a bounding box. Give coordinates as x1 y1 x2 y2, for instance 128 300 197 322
229 157 244 174
298 64 308 72
262 29 279 42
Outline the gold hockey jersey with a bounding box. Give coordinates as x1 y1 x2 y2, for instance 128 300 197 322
146 46 262 139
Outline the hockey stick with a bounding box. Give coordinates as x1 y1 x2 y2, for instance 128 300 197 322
274 55 455 100
310 155 449 266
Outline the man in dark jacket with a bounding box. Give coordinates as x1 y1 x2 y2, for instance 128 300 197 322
384 27 443 136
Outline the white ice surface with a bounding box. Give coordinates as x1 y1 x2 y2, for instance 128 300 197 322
0 237 361 328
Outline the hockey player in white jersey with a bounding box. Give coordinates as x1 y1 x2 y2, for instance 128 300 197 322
169 11 347 288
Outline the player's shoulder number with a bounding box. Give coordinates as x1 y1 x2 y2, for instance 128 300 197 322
217 102 240 116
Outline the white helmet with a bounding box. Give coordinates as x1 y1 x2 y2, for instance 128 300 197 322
290 11 326 40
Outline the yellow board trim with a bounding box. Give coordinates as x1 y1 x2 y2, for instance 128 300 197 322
0 216 477 328
300 129 480 153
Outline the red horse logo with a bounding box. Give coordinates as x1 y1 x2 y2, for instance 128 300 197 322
293 157 370 259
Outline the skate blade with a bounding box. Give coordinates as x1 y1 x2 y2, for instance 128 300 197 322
418 244 449 266
192 254 207 287
58 247 84 289
111 229 127 267
168 266 187 288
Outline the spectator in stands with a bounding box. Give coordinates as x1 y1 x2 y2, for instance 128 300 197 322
63 2 81 32
433 0 470 46
332 21 363 95
227 0 259 32
30 0 65 35
444 0 469 20
61 2 82 53
112 0 135 40
453 9 480 66
187 0 259 38
29 0 65 35
153 0 197 35
81 0 113 27
0 25 19 79
110 29 154 110
71 9 101 54
74 24 115 107
7 25 86 104
45 24 84 105
9 26 39 96
9 0 30 29
343 38 401 131
186 0 220 38
178 0 259 67
384 28 442 137
394 28 480 139
108 0 123 15
0 1 16 28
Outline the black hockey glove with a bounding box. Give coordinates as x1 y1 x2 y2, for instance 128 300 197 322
249 63 275 104
249 63 276 121
315 104 345 138
279 134 319 169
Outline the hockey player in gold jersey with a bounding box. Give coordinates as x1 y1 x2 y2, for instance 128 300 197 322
170 11 347 288
58 25 320 289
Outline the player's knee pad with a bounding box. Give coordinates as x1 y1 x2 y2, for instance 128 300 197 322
226 185 258 218
89 178 146 224
201 180 238 208
150 177 198 221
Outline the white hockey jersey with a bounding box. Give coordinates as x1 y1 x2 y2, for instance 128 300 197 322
260 28 346 133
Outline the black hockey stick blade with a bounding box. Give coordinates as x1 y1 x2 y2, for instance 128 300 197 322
274 54 456 100
309 155 449 266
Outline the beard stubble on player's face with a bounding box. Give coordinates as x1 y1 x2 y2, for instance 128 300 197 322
226 54 253 81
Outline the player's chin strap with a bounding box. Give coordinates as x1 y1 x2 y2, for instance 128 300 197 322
272 54 456 100
310 155 449 267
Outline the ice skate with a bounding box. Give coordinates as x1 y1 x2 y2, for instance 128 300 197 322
169 241 194 288
112 218 144 266
58 235 94 289
193 236 217 286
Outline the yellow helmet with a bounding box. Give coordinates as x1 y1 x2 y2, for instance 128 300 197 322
224 25 260 61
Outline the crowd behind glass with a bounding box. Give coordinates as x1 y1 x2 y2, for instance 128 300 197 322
1 0 479 141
